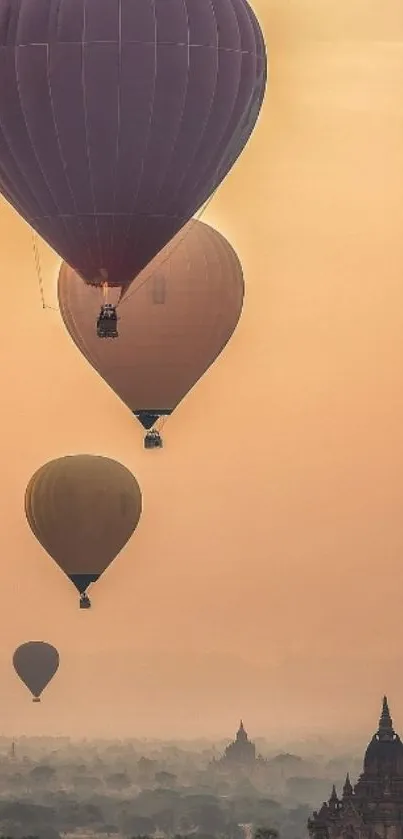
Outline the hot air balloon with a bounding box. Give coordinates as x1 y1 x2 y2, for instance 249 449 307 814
25 455 142 607
58 220 244 448
0 0 267 311
13 642 59 703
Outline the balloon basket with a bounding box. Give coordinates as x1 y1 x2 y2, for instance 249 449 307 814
97 304 119 339
144 430 163 450
79 595 91 610
32 697 41 703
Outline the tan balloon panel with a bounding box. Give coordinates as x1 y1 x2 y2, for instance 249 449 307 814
25 455 142 579
57 220 244 415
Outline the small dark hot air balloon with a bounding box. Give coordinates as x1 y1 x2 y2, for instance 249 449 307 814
58 220 244 447
25 455 142 607
0 0 267 299
13 642 59 703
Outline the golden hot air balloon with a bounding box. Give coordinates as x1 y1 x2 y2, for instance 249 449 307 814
13 642 59 703
58 220 244 449
25 455 142 608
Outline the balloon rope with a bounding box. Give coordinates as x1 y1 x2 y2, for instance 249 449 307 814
31 232 59 312
156 414 169 433
31 231 46 310
119 187 219 307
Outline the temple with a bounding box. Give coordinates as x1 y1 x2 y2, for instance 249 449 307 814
308 697 403 839
220 720 257 765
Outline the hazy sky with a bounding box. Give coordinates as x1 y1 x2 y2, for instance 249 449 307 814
1 0 403 742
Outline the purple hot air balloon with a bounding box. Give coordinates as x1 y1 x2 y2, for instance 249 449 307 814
0 0 267 293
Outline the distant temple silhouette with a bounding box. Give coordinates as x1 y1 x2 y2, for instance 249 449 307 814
308 697 403 839
215 720 266 766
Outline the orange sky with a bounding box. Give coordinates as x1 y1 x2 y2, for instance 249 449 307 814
1 0 403 743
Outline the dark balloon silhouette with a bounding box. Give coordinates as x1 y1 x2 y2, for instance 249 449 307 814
13 642 59 703
58 220 244 445
0 0 267 291
25 455 142 607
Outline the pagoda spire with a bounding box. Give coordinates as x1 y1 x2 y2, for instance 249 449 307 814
237 720 248 741
342 773 353 798
379 696 393 731
377 696 394 741
328 785 338 810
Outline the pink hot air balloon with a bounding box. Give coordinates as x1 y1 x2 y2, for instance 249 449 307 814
58 220 244 448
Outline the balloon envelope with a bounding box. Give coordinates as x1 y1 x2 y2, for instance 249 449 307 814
0 0 266 289
25 455 142 596
13 642 59 701
58 220 244 428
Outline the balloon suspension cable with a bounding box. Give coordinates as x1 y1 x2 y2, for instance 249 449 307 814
156 414 168 433
31 231 58 312
119 187 219 308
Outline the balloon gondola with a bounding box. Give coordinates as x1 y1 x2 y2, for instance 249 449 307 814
144 430 163 450
79 592 92 610
97 304 119 339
